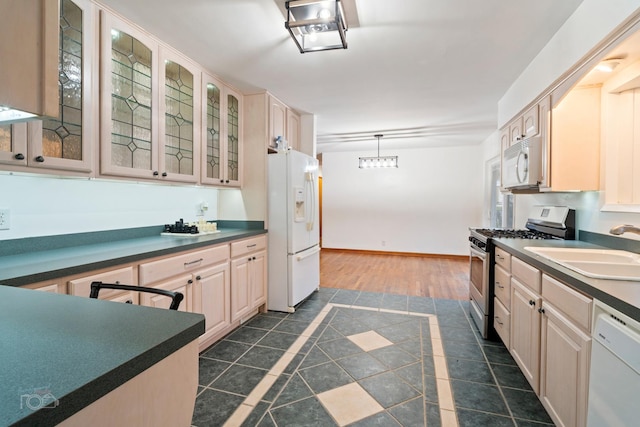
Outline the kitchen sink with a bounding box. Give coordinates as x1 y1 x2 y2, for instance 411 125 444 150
524 247 640 281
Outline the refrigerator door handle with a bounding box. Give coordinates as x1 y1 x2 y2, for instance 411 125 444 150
305 171 315 231
296 246 320 261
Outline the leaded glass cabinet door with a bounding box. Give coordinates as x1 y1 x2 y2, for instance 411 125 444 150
99 11 159 179
158 47 200 183
225 87 242 187
28 0 94 173
201 73 224 185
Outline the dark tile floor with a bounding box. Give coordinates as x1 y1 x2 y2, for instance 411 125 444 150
192 288 554 426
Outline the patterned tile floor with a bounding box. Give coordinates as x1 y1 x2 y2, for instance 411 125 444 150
192 288 554 426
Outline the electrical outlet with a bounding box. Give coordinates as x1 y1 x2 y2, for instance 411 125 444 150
0 209 10 230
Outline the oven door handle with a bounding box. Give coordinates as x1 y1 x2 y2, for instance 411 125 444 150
470 247 487 259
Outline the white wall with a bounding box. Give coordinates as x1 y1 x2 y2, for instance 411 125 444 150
322 145 483 255
0 173 218 240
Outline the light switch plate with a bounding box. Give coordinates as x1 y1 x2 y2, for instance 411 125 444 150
0 209 10 230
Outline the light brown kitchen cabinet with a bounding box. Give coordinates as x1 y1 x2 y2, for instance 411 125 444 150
140 273 193 312
0 0 59 121
0 0 95 174
100 12 203 184
157 47 201 183
510 276 542 393
68 265 138 304
493 247 512 346
504 254 593 427
230 235 267 322
23 280 67 294
540 87 600 192
99 10 160 180
287 108 301 151
200 73 243 187
509 256 542 393
193 259 231 348
539 274 592 427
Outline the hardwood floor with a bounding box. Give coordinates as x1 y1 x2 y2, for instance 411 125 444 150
319 249 470 300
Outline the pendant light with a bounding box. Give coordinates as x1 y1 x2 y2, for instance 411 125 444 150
358 134 398 168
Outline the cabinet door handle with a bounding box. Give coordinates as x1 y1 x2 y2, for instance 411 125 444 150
529 300 536 306
247 244 257 248
14 153 25 160
35 155 45 163
184 258 204 266
538 307 545 314
495 317 503 325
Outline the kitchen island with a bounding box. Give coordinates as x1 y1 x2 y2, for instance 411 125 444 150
0 285 205 426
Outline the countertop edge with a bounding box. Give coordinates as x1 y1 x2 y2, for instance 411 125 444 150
1 229 267 287
492 238 640 321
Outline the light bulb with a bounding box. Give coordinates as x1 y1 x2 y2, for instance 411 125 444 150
318 8 331 20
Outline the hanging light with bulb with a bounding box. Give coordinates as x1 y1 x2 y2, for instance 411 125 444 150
358 134 398 169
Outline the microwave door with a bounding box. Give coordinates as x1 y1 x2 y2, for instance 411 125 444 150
516 148 529 184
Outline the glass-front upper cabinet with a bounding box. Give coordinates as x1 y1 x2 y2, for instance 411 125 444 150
158 47 200 183
201 73 241 187
99 10 200 183
0 0 95 173
99 11 159 179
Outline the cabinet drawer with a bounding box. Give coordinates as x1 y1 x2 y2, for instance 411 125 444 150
511 257 541 293
542 274 592 332
231 235 266 258
68 266 136 299
139 244 229 285
494 297 510 348
494 265 511 308
494 247 511 271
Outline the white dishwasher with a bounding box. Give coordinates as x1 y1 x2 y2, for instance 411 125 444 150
587 300 640 427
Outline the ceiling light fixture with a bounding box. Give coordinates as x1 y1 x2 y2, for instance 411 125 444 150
596 58 622 73
285 0 347 53
359 134 398 169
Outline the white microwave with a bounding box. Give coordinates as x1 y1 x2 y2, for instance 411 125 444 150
502 137 542 191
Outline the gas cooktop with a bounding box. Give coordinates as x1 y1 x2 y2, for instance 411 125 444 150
472 228 561 240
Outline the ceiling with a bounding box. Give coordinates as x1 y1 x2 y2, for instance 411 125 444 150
97 0 585 153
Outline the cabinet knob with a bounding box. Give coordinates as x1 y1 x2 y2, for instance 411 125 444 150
252 256 256 260
220 179 224 183
35 155 45 163
196 275 201 281
248 257 252 262
529 300 536 306
538 307 545 314
153 171 159 176
14 153 25 160
188 279 193 284
225 180 229 183
162 172 167 177
126 299 133 304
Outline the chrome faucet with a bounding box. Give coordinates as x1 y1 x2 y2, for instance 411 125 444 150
610 224 640 236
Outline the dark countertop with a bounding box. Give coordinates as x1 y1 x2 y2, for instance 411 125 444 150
0 285 205 426
493 238 640 321
0 227 267 287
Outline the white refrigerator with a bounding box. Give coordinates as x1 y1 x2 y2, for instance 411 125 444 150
267 149 320 312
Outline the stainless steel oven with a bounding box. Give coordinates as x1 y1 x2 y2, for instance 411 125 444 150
469 242 490 338
468 206 575 340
